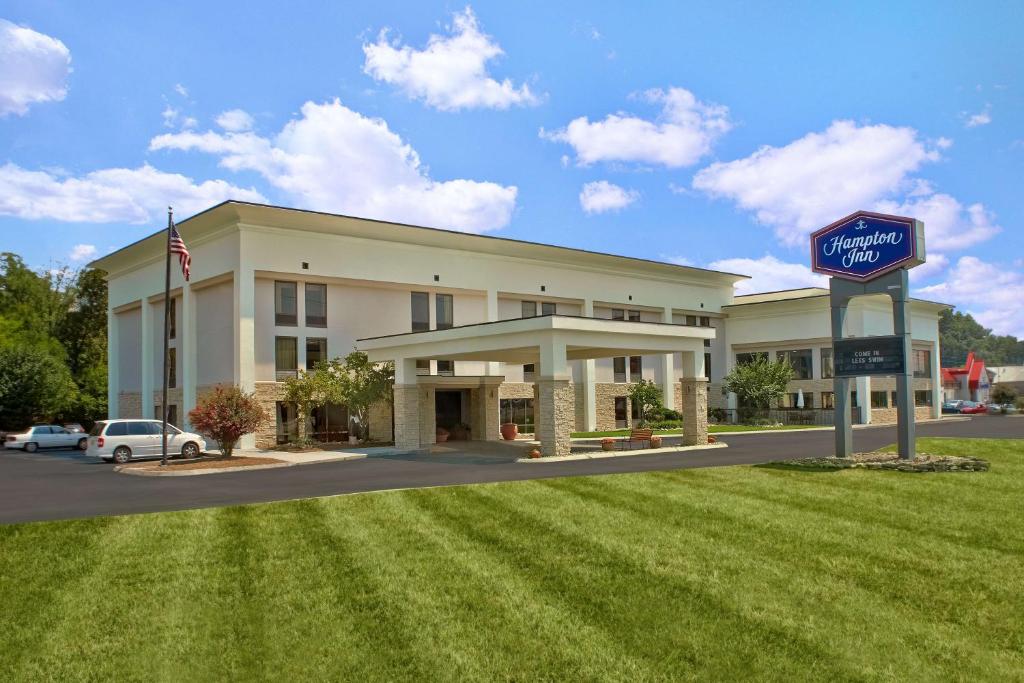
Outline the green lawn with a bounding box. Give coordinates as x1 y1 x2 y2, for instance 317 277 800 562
572 424 822 438
2 437 1022 681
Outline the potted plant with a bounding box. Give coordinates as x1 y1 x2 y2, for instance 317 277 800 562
600 438 616 452
708 434 717 444
650 435 662 448
450 422 471 441
529 448 541 458
500 422 518 440
436 427 449 443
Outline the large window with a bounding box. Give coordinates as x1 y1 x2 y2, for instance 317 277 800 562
820 348 833 379
411 292 429 332
628 310 640 322
500 398 534 433
915 390 933 406
913 349 932 378
311 403 348 442
629 356 642 379
521 301 537 318
305 283 327 327
542 302 557 316
699 316 711 327
306 337 327 370
275 401 298 445
167 348 177 388
704 353 712 379
821 391 835 409
437 360 454 376
777 349 813 380
613 357 627 383
614 396 628 428
611 308 625 320
523 364 535 381
275 336 298 380
736 352 768 366
275 281 297 326
780 392 814 409
416 359 430 375
686 315 697 326
436 293 454 330
870 391 888 408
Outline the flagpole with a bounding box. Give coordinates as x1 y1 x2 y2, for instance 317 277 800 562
160 207 173 467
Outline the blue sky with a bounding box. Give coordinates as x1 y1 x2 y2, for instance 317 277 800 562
2 1 1022 335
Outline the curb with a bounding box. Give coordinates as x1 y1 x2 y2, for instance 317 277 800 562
517 441 728 463
115 461 294 477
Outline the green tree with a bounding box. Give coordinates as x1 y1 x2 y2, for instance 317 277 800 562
723 356 794 411
188 385 267 458
282 362 341 446
0 346 78 429
990 383 1018 406
58 268 108 422
627 379 663 427
939 309 1024 366
336 350 393 442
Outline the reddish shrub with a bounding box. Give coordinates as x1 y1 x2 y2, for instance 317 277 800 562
188 385 266 458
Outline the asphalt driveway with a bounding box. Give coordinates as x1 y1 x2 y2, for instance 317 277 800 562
1 416 1020 524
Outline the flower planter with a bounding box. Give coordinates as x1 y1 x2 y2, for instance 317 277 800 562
528 448 541 459
650 435 662 448
500 423 519 441
436 429 449 443
600 438 616 452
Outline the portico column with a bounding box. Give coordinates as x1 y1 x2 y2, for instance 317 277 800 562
930 340 942 419
661 306 676 412
537 334 573 456
393 358 422 451
107 306 120 419
855 376 871 424
140 299 154 418
679 349 709 446
182 283 197 429
580 299 597 431
485 289 500 376
233 267 256 449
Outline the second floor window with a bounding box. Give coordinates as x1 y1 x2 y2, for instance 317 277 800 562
275 281 297 326
629 356 642 379
542 302 556 316
411 292 429 332
169 298 177 339
436 293 453 330
275 336 298 380
437 360 454 376
777 349 813 380
704 353 711 379
628 310 640 322
167 347 177 388
611 309 625 320
523 363 535 381
521 301 537 318
613 356 627 383
305 284 327 327
306 337 327 370
913 349 932 378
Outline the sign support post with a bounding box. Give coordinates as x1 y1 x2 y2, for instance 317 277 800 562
892 268 916 460
830 296 853 458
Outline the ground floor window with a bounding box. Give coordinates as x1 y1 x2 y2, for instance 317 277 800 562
614 396 628 428
613 357 627 383
871 391 888 408
276 401 298 445
631 398 640 422
523 364 535 381
780 392 814 409
891 391 899 409
154 404 178 427
311 402 348 442
416 359 429 375
915 390 933 406
821 392 835 409
500 398 534 432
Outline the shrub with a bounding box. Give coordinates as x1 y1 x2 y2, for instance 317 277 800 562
650 420 683 430
627 379 664 427
188 385 266 458
724 357 794 410
990 383 1018 406
708 407 728 423
0 346 77 429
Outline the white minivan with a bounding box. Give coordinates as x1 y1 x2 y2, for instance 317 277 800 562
87 420 206 463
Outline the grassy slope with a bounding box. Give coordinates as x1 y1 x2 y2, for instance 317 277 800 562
1 437 1022 681
572 424 820 438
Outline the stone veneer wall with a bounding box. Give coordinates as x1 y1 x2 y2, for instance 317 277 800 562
499 383 535 400
536 379 574 456
594 382 633 431
118 392 142 419
368 400 393 442
871 406 934 424
254 381 284 449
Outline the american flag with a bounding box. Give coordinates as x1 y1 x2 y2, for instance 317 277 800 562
169 224 191 281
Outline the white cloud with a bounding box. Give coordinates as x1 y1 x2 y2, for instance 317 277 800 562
579 180 638 214
917 256 1024 338
907 252 949 282
0 19 71 116
161 105 196 130
693 120 943 246
150 98 517 232
542 87 730 168
216 108 254 132
0 162 266 223
362 7 538 111
874 193 1000 251
706 254 828 295
69 243 97 261
173 83 188 97
964 105 992 128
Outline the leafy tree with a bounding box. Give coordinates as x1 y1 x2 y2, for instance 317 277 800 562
627 379 663 427
990 383 1018 406
939 309 1024 366
188 385 267 458
282 362 342 445
58 268 108 423
336 350 393 442
0 346 78 429
723 356 794 410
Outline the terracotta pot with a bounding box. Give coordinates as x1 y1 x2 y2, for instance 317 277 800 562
500 423 519 441
601 439 615 451
650 436 662 448
708 435 717 444
529 448 541 459
436 430 449 443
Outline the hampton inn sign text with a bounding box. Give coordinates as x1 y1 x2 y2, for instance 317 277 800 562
811 211 924 282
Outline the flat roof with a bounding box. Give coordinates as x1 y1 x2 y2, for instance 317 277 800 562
725 286 951 310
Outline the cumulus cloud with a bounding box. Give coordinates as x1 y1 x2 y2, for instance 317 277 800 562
579 180 638 214
542 87 730 168
362 7 538 111
0 19 71 116
0 162 265 223
874 192 1000 252
150 98 517 232
907 252 950 283
706 254 828 295
216 108 255 132
69 243 97 261
917 256 1024 338
964 105 992 128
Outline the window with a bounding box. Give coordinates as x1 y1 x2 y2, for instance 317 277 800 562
821 391 835 409
275 401 298 445
167 348 177 388
781 393 813 409
500 398 534 432
416 359 430 375
106 422 128 437
686 315 697 326
820 348 833 379
411 292 429 332
521 301 537 318
613 357 627 383
915 390 933 406
275 336 298 380
777 349 813 380
891 391 899 408
736 352 768 366
699 316 710 327
437 360 454 376
852 391 859 408
614 396 628 428
704 353 712 379
611 308 625 320
306 337 327 370
275 281 297 326
704 338 711 348
628 310 640 322
127 422 151 436
913 349 932 378
436 293 453 330
631 399 640 421
305 283 327 327
629 356 642 379
311 403 348 442
523 364 535 382
169 298 176 339
871 391 888 408
167 405 178 428
542 302 556 316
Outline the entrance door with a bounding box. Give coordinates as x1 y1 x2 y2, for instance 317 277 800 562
435 391 463 433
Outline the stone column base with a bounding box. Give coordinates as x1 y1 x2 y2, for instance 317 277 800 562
536 379 574 456
393 384 420 451
680 377 709 446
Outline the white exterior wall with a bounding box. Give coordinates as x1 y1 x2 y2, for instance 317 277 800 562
116 307 141 391
195 281 234 386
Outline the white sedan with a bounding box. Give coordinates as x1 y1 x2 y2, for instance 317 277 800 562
5 425 88 452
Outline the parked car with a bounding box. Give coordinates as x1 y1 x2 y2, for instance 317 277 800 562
957 401 988 415
987 403 1020 415
63 423 86 433
5 425 88 452
87 420 206 463
941 400 964 414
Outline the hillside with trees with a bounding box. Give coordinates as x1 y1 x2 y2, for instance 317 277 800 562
938 309 1024 367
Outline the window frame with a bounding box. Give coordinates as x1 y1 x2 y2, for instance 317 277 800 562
275 336 298 380
304 283 327 328
305 337 327 371
541 302 556 316
274 281 298 327
777 349 813 380
820 347 834 379
613 356 627 383
411 292 430 332
521 301 537 318
436 293 454 330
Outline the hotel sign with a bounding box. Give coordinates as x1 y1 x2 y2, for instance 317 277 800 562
810 211 925 282
833 335 906 377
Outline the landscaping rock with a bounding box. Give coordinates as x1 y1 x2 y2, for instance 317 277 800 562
768 451 989 473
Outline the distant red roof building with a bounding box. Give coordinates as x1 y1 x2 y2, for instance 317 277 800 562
942 352 993 402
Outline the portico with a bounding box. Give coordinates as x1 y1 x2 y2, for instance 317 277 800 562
359 315 713 456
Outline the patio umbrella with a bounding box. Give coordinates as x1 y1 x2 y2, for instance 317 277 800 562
796 388 805 408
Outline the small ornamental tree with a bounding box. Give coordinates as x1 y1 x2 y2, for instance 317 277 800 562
723 356 794 413
282 363 340 445
627 379 663 427
188 385 266 458
990 383 1018 406
337 350 394 442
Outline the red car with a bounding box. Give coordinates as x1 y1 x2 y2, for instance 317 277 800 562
958 401 988 414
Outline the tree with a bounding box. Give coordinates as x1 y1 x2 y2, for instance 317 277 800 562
282 362 341 445
188 385 267 458
939 309 1024 366
58 268 108 423
336 350 393 442
723 356 794 411
990 383 1018 406
0 346 78 429
627 379 663 427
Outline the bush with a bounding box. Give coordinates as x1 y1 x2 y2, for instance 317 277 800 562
990 383 1018 406
188 385 267 458
653 407 682 422
650 420 683 430
0 346 77 429
708 407 728 423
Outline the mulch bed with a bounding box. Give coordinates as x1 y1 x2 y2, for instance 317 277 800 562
768 451 989 472
122 456 287 471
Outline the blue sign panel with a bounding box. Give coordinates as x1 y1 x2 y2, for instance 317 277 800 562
810 211 925 282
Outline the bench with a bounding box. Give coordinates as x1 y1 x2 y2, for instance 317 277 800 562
619 428 653 450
